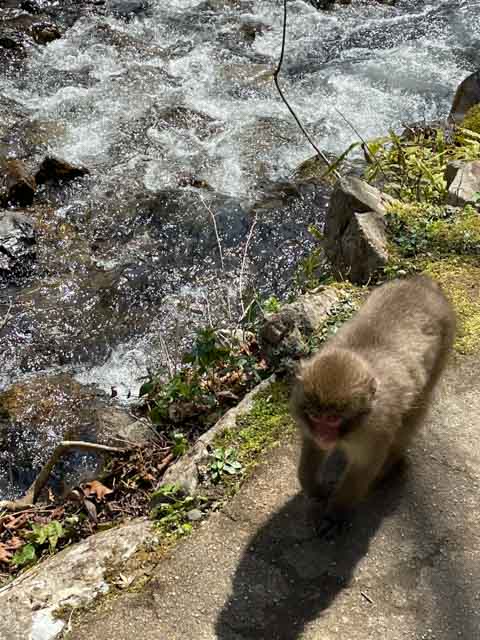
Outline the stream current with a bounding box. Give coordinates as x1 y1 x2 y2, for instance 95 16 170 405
0 0 478 498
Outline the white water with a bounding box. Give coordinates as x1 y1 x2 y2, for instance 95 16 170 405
0 0 478 495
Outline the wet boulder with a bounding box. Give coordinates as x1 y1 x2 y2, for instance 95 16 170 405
31 20 62 45
0 211 36 281
0 374 139 499
0 158 36 206
106 0 148 19
324 177 392 284
35 156 90 185
449 70 480 123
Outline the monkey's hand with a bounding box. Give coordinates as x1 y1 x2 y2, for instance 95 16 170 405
320 447 348 500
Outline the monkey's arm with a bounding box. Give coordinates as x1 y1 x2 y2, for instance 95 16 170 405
332 426 396 510
298 437 328 499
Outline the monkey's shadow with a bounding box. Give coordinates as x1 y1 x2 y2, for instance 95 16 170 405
215 471 406 640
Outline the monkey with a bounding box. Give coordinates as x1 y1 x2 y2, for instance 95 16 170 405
290 275 456 522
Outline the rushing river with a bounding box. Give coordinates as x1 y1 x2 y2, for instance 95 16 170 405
0 0 478 498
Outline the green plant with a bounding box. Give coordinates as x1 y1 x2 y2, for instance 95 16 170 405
11 521 65 567
149 484 206 538
294 225 330 292
141 327 269 429
365 127 480 203
171 431 188 457
262 296 281 314
208 447 243 483
460 103 480 134
315 294 360 345
385 202 480 258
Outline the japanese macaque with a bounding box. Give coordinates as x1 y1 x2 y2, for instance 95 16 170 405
291 275 456 514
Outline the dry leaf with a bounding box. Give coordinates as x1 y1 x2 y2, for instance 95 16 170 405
0 545 12 564
83 498 98 524
6 537 23 551
82 480 113 501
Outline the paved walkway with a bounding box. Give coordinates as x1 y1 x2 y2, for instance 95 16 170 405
67 355 480 640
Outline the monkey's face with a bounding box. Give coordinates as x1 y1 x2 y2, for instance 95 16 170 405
299 399 364 448
292 348 376 448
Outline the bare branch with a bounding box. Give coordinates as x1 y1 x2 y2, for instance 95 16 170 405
0 441 126 512
333 106 388 180
199 194 225 272
0 301 13 331
238 213 257 315
274 0 340 179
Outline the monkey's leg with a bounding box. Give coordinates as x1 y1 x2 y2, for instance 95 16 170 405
298 437 328 499
331 429 397 511
321 447 349 499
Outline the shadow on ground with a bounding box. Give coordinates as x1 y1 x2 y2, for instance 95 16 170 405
216 453 478 640
216 470 406 640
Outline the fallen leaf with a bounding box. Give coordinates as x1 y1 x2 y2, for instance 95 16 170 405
6 537 23 551
0 544 12 564
83 480 114 501
83 498 98 524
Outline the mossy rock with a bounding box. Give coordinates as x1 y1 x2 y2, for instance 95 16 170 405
422 258 480 354
385 202 480 258
214 381 295 472
460 104 480 135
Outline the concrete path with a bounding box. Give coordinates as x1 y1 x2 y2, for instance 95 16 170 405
66 355 480 640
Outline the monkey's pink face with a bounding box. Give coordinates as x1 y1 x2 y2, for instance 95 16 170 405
306 412 343 447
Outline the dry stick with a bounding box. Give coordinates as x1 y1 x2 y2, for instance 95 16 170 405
0 441 126 512
199 195 233 321
274 0 340 180
159 333 175 378
333 106 388 181
0 301 13 331
238 213 257 316
203 292 214 328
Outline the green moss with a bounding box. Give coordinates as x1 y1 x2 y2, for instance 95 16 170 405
214 381 295 473
422 258 480 354
461 103 480 134
385 201 480 257
365 127 480 203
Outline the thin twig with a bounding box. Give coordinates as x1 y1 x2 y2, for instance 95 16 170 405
238 213 257 315
199 195 225 271
0 301 13 331
361 591 374 604
159 333 175 378
333 106 388 180
274 0 340 179
203 292 214 328
199 195 233 321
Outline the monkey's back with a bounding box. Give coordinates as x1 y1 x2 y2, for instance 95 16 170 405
331 275 456 408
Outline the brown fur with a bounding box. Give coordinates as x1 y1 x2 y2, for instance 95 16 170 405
291 275 456 510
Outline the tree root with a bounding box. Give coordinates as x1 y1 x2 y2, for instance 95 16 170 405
0 441 127 513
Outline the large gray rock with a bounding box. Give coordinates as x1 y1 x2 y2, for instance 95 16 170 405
0 519 157 640
448 70 480 123
324 177 391 284
259 287 340 367
447 160 480 207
